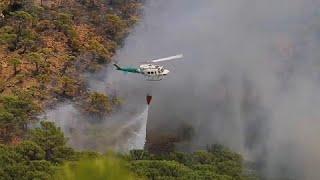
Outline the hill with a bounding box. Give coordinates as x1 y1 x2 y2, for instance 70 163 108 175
0 0 141 144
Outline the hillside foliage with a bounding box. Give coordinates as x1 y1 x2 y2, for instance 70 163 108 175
0 0 141 144
55 145 257 180
0 0 141 107
0 120 257 179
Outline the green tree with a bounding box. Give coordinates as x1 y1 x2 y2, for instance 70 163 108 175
165 152 194 166
60 55 76 74
0 95 37 143
15 141 45 161
56 76 80 98
27 52 47 74
130 160 191 179
9 57 21 74
83 92 113 117
0 144 25 179
0 109 16 143
104 14 127 44
9 11 34 51
127 145 249 180
87 39 111 64
193 151 215 164
28 121 74 163
54 13 80 51
6 9 39 52
24 160 54 179
0 144 54 180
18 29 38 53
0 26 17 49
54 13 73 30
39 47 53 61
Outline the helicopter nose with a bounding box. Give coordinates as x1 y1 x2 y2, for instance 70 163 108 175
163 69 170 75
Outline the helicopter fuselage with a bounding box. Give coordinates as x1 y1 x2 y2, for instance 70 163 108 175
114 63 169 81
139 64 169 81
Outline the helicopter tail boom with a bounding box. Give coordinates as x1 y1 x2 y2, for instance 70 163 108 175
113 64 122 70
113 64 141 74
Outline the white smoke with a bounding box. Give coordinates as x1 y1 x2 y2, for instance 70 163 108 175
103 0 320 179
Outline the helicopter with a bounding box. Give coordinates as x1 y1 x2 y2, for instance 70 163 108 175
113 54 183 81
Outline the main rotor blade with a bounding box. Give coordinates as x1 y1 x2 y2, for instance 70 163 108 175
150 54 183 63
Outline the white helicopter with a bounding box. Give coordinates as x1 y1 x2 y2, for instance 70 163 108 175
113 54 183 81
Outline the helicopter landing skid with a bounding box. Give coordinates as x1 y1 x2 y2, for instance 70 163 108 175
145 76 164 81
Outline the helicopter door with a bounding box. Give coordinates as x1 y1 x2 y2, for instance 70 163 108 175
146 72 162 81
144 69 163 81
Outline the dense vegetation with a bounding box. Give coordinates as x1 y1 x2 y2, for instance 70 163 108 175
0 0 140 143
0 119 256 179
0 0 258 179
0 121 74 179
56 146 252 180
127 146 249 180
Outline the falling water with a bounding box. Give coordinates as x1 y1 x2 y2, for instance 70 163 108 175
127 106 149 150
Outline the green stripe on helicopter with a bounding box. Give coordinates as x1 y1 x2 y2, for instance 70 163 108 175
113 64 141 74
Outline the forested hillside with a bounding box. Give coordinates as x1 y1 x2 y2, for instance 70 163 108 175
0 0 257 179
0 0 141 144
0 122 255 179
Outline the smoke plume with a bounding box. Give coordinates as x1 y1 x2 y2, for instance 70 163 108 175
106 0 320 179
